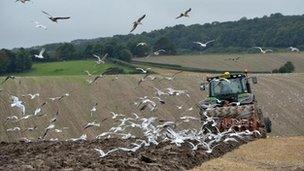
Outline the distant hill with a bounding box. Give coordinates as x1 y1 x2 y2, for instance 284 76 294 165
1 13 304 74
33 13 304 57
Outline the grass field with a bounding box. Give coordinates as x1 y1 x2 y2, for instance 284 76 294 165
16 60 136 76
134 52 304 73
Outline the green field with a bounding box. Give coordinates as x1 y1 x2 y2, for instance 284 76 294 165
16 60 136 76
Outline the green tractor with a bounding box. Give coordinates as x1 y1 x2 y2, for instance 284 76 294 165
199 72 271 137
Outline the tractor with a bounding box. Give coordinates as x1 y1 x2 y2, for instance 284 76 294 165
199 72 271 138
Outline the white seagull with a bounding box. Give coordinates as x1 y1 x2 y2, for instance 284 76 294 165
24 93 39 99
193 40 215 48
136 98 157 111
94 148 118 158
90 103 98 117
130 14 146 32
84 121 100 129
84 70 93 77
68 134 87 142
18 114 32 121
254 47 273 54
42 11 71 23
152 97 165 104
176 105 183 110
163 71 183 81
16 0 31 4
137 42 147 47
176 8 192 19
136 67 151 74
110 112 125 119
93 53 107 64
32 21 47 30
153 49 166 56
33 102 47 116
41 124 55 139
289 47 300 52
7 127 21 132
154 87 168 97
34 49 45 59
11 96 25 115
5 115 19 123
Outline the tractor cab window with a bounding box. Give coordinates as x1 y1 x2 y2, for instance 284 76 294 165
210 78 246 97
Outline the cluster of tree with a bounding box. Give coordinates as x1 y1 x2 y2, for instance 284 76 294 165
272 61 295 73
27 13 303 62
0 48 32 75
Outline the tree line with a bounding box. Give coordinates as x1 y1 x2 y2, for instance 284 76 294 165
1 13 303 74
38 13 304 61
0 48 32 75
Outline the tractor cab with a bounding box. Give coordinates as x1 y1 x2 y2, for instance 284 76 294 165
201 72 258 105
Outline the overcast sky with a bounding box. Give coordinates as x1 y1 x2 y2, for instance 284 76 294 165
0 0 303 49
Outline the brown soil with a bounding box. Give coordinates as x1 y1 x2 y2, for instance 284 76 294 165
192 136 304 171
0 138 248 171
1 73 303 142
0 73 303 170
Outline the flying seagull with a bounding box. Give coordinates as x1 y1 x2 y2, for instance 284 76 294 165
95 148 118 158
41 124 55 139
84 121 100 129
90 103 98 117
153 49 166 56
130 14 146 32
11 96 25 115
163 70 183 81
152 97 165 104
23 93 39 99
16 0 31 3
289 47 300 52
254 47 273 54
89 74 103 85
32 21 47 30
7 127 21 132
22 126 38 132
110 112 125 119
137 42 147 47
176 8 191 19
1 76 15 85
84 70 93 77
34 49 45 59
193 40 215 48
136 67 151 74
33 102 47 116
93 53 107 64
4 115 19 124
153 87 168 97
42 11 70 23
48 93 69 101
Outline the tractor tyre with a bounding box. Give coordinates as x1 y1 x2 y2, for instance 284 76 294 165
263 117 272 133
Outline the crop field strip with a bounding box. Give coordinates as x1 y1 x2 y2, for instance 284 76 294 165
134 53 304 73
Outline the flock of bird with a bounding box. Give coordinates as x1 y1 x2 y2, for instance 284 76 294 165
1 66 261 158
4 0 300 160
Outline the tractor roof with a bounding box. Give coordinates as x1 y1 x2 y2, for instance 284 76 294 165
207 73 246 82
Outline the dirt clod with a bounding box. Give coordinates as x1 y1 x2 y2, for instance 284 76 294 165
0 139 246 171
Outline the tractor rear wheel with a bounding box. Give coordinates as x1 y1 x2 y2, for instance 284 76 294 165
263 117 272 133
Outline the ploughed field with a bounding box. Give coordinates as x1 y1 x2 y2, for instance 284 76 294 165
0 138 249 170
0 72 304 170
1 73 303 141
134 53 304 73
